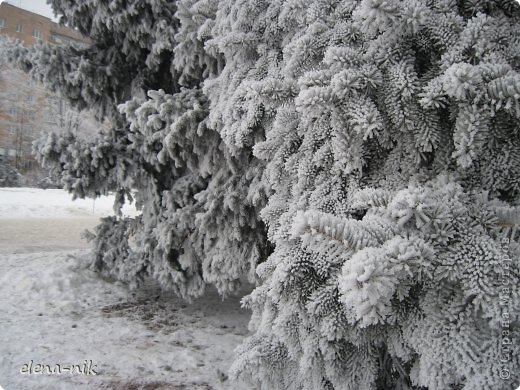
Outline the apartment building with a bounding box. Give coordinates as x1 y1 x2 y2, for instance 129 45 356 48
0 1 88 46
0 2 91 172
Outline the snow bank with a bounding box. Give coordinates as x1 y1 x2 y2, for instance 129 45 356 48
0 187 139 219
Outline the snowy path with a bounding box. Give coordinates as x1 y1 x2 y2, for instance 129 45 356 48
0 187 137 253
0 218 99 252
0 188 252 390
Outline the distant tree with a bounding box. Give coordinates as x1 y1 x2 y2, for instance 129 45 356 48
6 0 520 389
0 155 20 187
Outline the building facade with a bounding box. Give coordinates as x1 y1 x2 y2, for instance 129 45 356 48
0 2 88 46
0 2 91 173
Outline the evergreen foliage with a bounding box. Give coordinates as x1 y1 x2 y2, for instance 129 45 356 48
0 156 21 187
6 0 268 298
9 0 520 388
208 0 520 388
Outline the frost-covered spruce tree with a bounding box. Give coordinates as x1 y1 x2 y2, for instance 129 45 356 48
204 0 520 389
12 0 520 388
9 0 270 298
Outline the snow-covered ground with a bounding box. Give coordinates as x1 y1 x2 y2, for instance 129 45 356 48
0 188 251 390
0 187 139 253
0 187 138 219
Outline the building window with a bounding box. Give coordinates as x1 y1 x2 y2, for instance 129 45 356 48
27 95 34 103
32 28 43 39
0 18 5 29
16 24 22 33
27 111 35 121
9 107 17 117
7 126 16 135
50 34 62 44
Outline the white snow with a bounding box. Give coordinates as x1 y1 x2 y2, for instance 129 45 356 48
0 188 251 389
0 187 139 219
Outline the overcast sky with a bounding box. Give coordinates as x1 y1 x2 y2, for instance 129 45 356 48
1 0 57 21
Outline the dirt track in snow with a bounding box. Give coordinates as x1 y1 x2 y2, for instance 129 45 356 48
0 218 100 253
